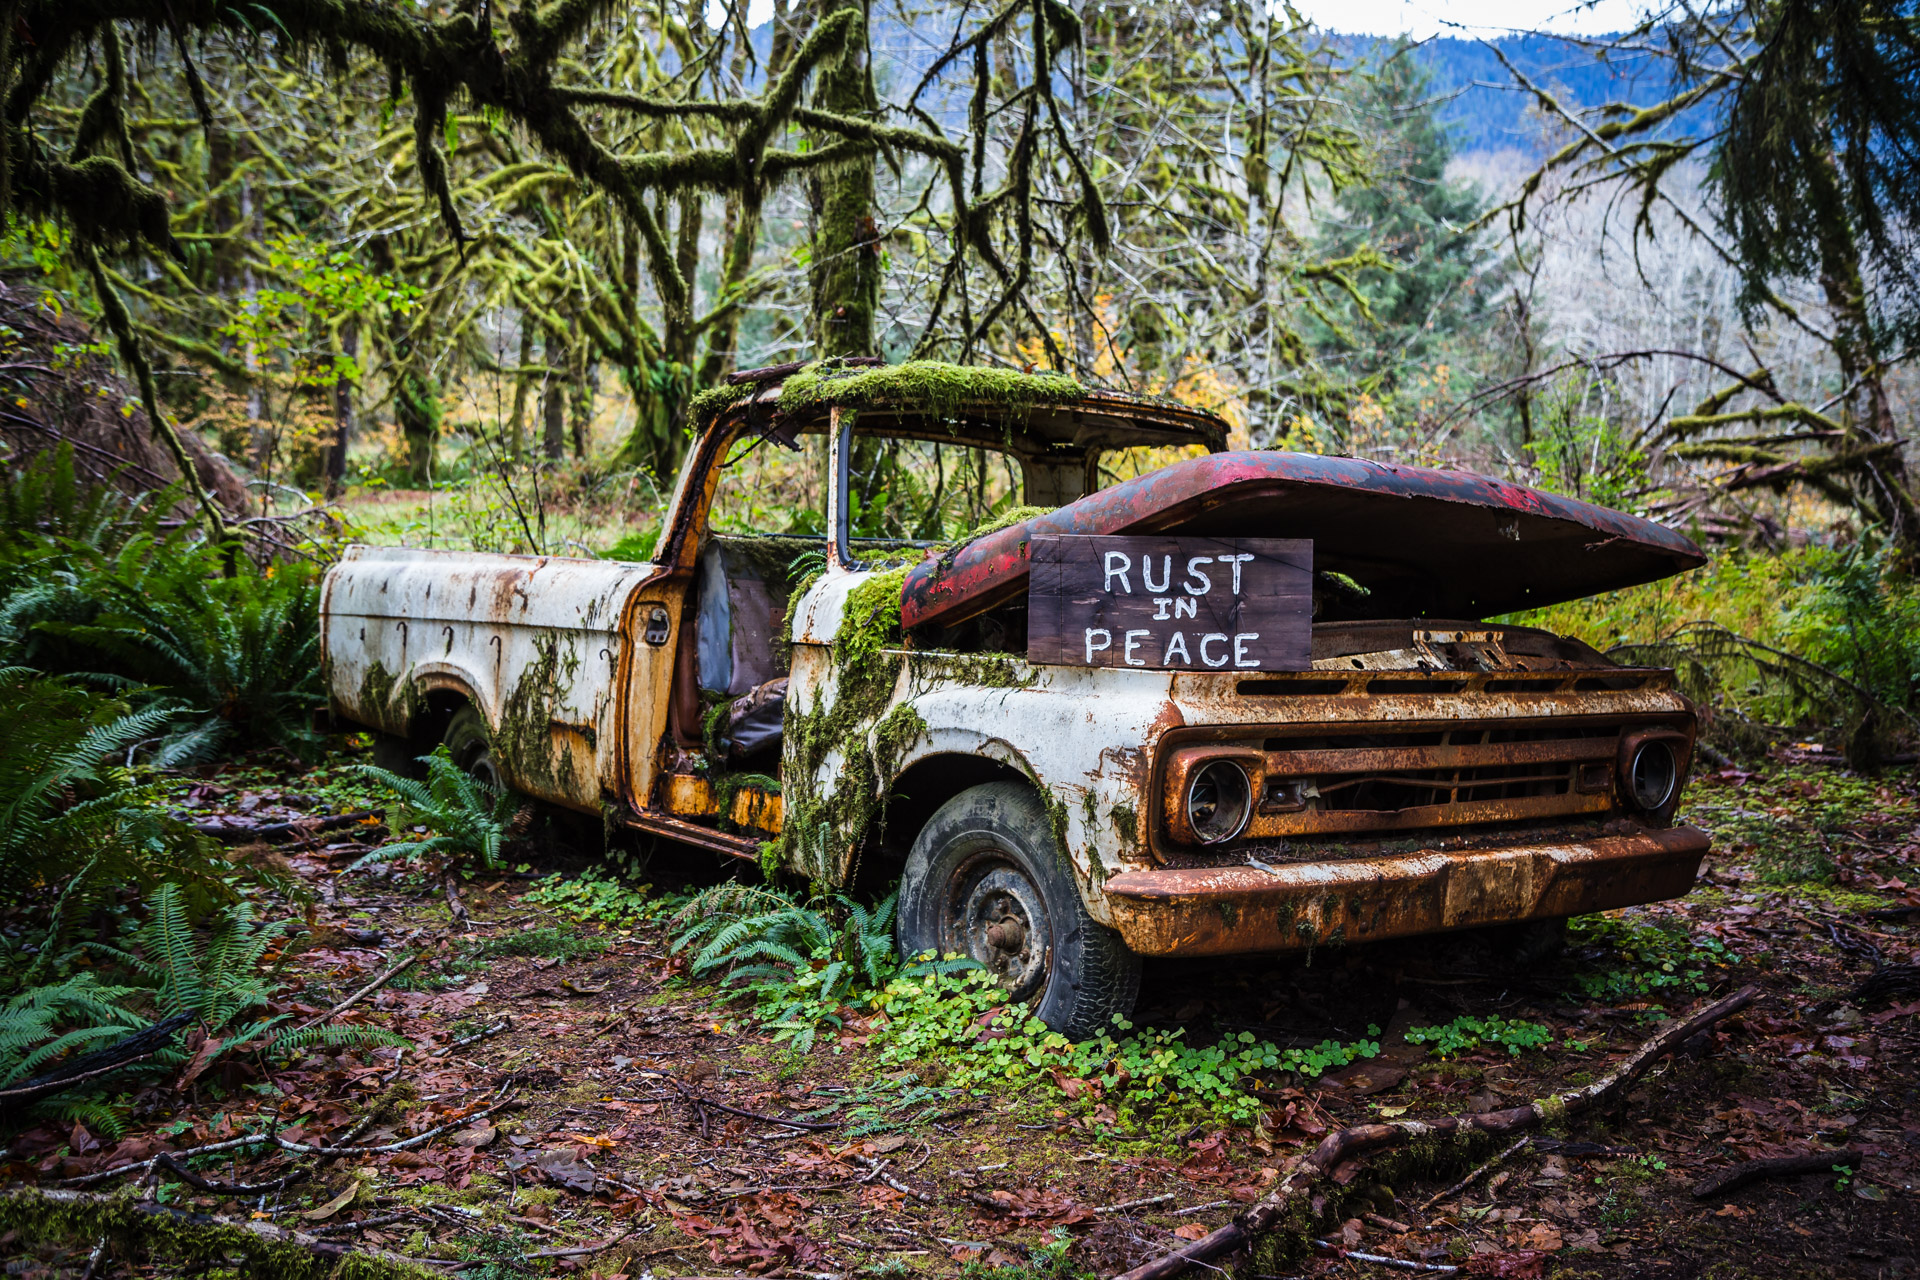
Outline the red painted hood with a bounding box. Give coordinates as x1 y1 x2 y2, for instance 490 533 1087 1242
900 451 1705 630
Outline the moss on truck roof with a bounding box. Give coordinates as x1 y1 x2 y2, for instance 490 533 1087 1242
690 359 1084 427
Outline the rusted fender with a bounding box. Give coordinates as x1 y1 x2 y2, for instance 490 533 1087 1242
1100 825 1709 957
899 451 1707 630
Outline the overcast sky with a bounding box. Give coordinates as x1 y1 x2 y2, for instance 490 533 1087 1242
728 0 1652 42
1285 0 1650 37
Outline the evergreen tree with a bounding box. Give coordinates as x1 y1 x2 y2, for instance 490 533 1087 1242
1306 43 1504 446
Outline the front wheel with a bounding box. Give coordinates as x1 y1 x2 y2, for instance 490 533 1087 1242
896 781 1141 1040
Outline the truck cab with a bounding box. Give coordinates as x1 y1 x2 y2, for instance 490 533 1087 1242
321 361 1710 1037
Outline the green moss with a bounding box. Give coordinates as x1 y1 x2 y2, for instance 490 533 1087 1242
493 633 578 798
691 360 1084 428
955 504 1055 541
836 565 911 670
357 660 407 727
0 1189 441 1279
1108 801 1140 851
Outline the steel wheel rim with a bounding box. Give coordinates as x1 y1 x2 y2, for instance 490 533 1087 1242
939 847 1051 1001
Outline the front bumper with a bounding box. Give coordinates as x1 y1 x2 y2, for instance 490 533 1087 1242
1102 825 1709 957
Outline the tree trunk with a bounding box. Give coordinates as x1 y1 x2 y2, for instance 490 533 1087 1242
324 320 358 498
808 0 879 360
507 315 534 461
1814 201 1920 557
542 330 567 461
397 365 438 484
570 357 595 459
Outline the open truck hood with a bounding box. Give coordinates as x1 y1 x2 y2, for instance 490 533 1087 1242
901 451 1706 630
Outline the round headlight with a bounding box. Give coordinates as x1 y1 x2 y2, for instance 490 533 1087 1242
1187 760 1252 844
1627 740 1678 811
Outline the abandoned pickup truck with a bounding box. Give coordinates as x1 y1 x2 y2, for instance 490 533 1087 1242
320 361 1710 1036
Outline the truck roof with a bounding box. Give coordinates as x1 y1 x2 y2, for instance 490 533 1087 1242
699 360 1229 455
901 450 1708 627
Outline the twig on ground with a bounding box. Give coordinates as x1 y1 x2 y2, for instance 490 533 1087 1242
1313 1241 1458 1274
276 1097 521 1156
1691 1147 1864 1198
1172 1200 1232 1216
857 1156 933 1203
62 1134 283 1188
155 1153 308 1196
443 873 470 929
282 949 420 1040
78 1236 108 1280
305 1213 415 1237
1363 1212 1411 1233
431 1018 511 1058
660 1075 834 1132
1417 1137 1532 1213
1114 984 1761 1280
1098 1194 1177 1214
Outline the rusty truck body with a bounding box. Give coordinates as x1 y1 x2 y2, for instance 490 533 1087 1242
320 365 1710 1036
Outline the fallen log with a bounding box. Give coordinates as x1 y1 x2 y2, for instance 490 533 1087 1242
0 1187 444 1278
1691 1147 1864 1199
0 1014 192 1109
1113 985 1761 1280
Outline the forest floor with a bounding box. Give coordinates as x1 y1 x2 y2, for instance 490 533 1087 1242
7 750 1920 1280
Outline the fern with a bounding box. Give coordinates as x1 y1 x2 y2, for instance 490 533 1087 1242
0 671 227 910
0 971 143 1087
269 1024 412 1053
351 744 521 873
670 886 907 1051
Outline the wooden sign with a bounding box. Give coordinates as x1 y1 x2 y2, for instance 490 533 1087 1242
1026 536 1312 670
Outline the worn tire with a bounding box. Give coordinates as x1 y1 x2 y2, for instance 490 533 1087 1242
897 781 1141 1040
370 731 425 779
442 705 504 789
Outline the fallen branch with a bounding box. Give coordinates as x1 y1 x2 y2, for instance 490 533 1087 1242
193 810 382 843
1098 1193 1177 1215
1417 1136 1531 1212
431 1017 512 1058
272 1096 521 1156
1113 985 1760 1280
153 1153 308 1196
1314 1241 1458 1274
62 1134 286 1188
0 1014 192 1108
0 1188 443 1278
1691 1147 1864 1199
62 1097 522 1189
282 949 420 1040
661 1076 835 1133
856 1156 933 1203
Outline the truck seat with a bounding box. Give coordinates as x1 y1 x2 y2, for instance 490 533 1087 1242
694 538 796 697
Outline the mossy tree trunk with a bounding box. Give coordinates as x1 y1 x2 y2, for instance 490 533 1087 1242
808 0 880 360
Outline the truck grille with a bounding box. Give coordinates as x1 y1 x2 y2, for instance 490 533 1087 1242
1248 720 1630 838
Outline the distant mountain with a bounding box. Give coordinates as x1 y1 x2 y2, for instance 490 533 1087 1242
1327 32 1679 155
